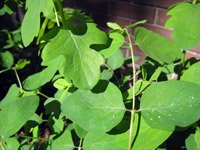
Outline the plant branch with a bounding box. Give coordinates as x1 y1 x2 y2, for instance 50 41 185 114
0 68 11 74
56 0 67 28
13 68 23 90
53 4 60 27
36 18 48 44
125 28 136 150
78 139 83 150
178 49 186 80
193 0 197 4
37 91 50 99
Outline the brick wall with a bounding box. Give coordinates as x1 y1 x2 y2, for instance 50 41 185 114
64 0 200 61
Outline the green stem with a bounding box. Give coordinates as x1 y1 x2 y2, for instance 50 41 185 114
54 4 60 27
78 139 83 150
193 0 197 4
56 0 67 28
0 68 11 74
36 18 49 44
13 68 23 90
0 140 5 150
37 91 50 99
178 49 186 80
125 28 136 150
104 64 121 87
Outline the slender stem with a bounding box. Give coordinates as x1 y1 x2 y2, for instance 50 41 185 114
0 68 11 74
193 0 197 4
104 64 121 87
13 68 23 90
56 0 67 28
125 28 136 150
36 18 49 44
78 139 83 150
54 5 60 27
37 91 50 99
0 140 5 150
178 49 186 80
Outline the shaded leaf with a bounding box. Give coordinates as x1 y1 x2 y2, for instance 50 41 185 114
42 23 107 89
51 130 74 150
74 124 87 139
0 51 14 68
107 49 124 70
5 138 19 150
141 80 200 130
23 56 64 90
100 32 124 58
186 130 200 150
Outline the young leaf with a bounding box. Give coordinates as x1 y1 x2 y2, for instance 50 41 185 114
21 0 54 47
0 51 14 68
23 56 64 90
0 95 39 138
61 81 125 132
100 69 113 80
140 80 200 131
51 130 74 150
107 49 124 70
165 3 200 49
100 32 124 58
42 23 107 89
181 61 200 85
135 27 180 64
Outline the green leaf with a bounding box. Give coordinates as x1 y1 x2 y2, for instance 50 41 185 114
186 130 200 150
21 0 54 47
135 27 180 64
100 32 124 58
23 56 64 90
165 3 200 49
61 81 125 132
0 84 20 108
181 62 200 85
0 51 14 68
141 80 200 130
83 132 123 150
0 96 39 138
83 113 171 150
51 130 74 150
100 69 113 80
53 78 72 90
74 124 87 139
107 49 124 70
42 23 107 89
15 59 30 70
126 80 150 99
107 22 122 31
5 138 20 150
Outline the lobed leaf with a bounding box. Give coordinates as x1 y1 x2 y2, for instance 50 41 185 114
42 23 107 89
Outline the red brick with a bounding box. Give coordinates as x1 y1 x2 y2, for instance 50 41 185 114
92 12 130 29
155 8 169 26
76 0 109 14
134 0 184 9
110 1 155 23
190 45 200 54
186 51 200 59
